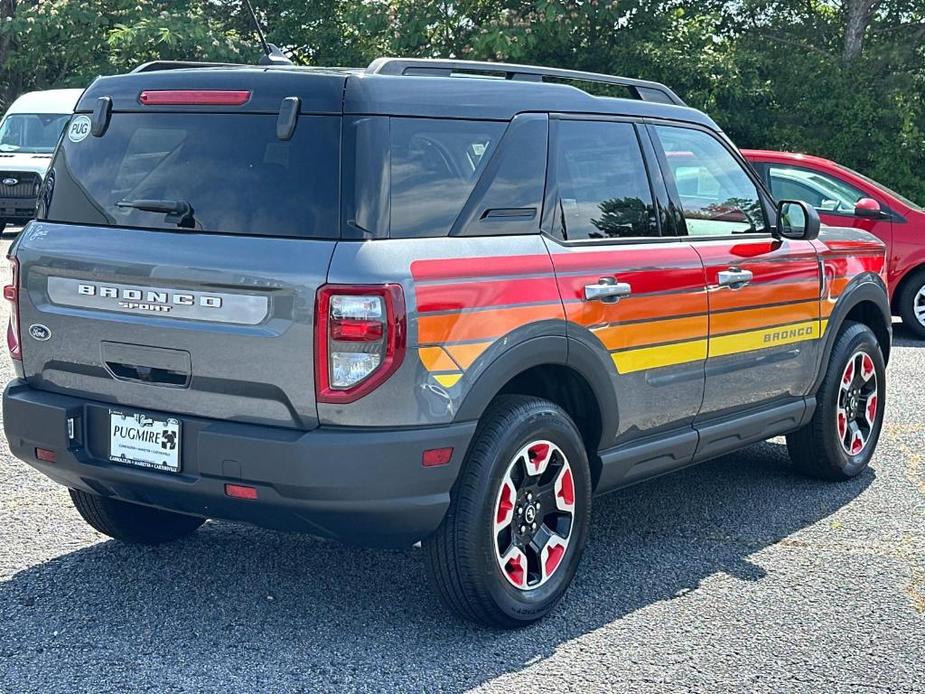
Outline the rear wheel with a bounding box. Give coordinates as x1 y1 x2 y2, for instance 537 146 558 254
69 489 205 544
787 321 885 480
898 269 925 340
425 395 592 628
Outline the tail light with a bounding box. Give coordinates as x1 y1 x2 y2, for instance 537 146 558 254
4 256 21 361
315 285 406 404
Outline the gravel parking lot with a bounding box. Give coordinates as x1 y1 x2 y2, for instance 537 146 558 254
0 230 922 693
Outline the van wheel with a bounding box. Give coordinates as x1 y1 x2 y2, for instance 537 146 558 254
69 489 206 544
898 269 925 339
787 321 885 481
425 395 592 628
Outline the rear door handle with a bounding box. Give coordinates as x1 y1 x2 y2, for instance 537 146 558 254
583 277 632 303
717 268 753 290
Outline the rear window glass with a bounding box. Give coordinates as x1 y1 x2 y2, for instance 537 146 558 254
40 113 340 238
389 118 505 238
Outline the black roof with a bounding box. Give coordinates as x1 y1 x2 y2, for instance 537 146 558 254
76 58 719 130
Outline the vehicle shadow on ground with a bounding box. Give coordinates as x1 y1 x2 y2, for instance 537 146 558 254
0 441 873 691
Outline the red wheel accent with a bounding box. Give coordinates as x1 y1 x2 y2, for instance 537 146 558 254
837 411 847 439
557 468 574 507
505 554 526 588
496 480 514 525
842 360 854 385
527 443 551 474
866 395 878 426
851 431 864 454
861 354 875 380
544 543 565 578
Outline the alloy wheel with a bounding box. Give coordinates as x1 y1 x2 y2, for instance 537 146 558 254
492 440 576 590
836 351 879 456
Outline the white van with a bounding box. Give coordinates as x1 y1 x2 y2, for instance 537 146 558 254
0 88 83 231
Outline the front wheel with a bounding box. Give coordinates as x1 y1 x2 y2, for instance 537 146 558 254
787 321 885 480
898 269 925 340
425 395 592 628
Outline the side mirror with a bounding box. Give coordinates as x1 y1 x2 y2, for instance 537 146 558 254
854 197 883 219
776 199 820 241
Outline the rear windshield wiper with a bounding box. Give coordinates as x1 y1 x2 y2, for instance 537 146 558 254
116 199 197 229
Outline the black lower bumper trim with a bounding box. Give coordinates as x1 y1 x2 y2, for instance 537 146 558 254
3 380 476 548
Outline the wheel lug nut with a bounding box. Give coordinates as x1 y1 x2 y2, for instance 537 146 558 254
536 501 541 509
517 507 523 515
532 523 537 530
527 493 533 501
520 525 526 533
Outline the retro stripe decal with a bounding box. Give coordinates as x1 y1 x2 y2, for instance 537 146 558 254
409 252 865 386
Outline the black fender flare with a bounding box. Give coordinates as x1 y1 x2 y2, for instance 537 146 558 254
812 273 892 394
453 329 619 448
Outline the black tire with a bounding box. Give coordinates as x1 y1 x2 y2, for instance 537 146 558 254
69 489 205 544
787 321 885 481
0 220 6 233
425 395 592 628
898 268 925 340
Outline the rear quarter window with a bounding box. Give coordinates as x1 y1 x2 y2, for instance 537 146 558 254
390 118 505 238
40 113 340 239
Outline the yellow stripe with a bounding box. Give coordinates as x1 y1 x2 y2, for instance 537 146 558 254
820 319 829 336
433 373 462 388
710 320 821 358
612 339 708 374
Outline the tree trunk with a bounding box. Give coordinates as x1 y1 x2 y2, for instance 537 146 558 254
842 0 881 64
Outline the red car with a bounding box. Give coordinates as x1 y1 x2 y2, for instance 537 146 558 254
744 150 925 338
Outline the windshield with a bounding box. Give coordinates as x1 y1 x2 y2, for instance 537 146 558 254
41 112 341 238
0 113 70 153
835 163 923 212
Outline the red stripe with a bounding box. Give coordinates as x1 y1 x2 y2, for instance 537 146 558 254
416 277 561 313
411 255 553 281
557 267 705 301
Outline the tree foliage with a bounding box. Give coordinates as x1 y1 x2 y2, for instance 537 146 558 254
1 0 923 201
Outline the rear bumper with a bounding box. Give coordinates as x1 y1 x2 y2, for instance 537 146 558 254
3 380 475 548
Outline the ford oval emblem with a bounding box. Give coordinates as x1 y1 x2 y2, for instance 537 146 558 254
2 177 18 186
28 324 51 341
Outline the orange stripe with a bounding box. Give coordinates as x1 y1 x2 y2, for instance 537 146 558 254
567 292 708 326
829 277 850 296
593 315 707 351
445 342 492 369
417 303 563 344
713 301 819 335
418 346 457 372
710 280 819 312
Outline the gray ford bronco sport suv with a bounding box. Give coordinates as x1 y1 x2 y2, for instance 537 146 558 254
3 58 891 627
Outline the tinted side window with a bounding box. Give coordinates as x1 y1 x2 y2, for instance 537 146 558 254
654 126 767 237
553 120 657 240
768 164 865 214
389 118 505 238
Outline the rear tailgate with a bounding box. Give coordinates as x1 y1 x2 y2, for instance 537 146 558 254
11 68 350 430
15 223 332 429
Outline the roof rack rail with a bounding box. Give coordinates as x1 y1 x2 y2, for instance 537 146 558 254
132 60 245 73
366 57 686 107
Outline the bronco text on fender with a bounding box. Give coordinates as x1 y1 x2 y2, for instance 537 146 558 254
2 58 891 627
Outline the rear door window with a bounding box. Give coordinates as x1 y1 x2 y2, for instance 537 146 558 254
41 113 340 239
389 118 505 238
551 119 658 240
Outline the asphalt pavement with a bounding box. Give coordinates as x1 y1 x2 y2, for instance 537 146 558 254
0 231 922 693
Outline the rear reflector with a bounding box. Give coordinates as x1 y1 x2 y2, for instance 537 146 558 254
225 483 258 500
422 448 453 467
35 448 56 463
139 90 252 106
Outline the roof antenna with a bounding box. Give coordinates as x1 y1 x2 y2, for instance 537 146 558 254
242 0 293 66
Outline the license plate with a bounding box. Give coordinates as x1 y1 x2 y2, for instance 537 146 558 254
109 410 181 473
